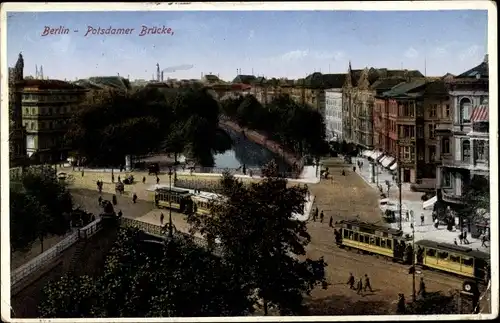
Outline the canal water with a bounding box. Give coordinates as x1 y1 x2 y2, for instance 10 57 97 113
213 128 288 171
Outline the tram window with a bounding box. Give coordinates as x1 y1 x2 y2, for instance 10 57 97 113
426 249 436 257
343 229 349 238
461 257 473 267
360 235 365 243
370 237 375 245
438 251 449 260
381 239 386 248
387 240 392 249
353 233 359 241
449 254 460 263
375 237 381 246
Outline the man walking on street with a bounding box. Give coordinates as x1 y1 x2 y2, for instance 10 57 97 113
156 176 160 184
356 278 363 295
329 216 333 228
133 193 137 204
458 232 463 244
420 214 425 226
98 196 102 206
320 211 324 223
463 231 470 244
347 273 355 289
481 235 488 247
160 213 165 225
313 207 318 221
418 277 426 297
364 274 373 292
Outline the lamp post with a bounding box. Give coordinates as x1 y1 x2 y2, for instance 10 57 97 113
411 209 416 302
167 167 173 238
397 140 402 231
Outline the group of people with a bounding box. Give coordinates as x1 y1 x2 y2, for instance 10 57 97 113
346 273 373 295
311 207 335 228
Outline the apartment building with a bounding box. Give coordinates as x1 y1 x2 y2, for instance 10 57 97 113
435 56 489 210
21 79 88 162
324 89 343 141
343 62 424 150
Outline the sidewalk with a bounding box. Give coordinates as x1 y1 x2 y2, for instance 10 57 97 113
353 156 490 253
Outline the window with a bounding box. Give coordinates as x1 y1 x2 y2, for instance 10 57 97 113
443 172 451 187
437 251 449 260
459 98 471 123
429 146 436 162
480 96 488 105
462 139 471 162
426 248 436 257
428 124 435 138
430 104 437 118
450 254 460 263
30 122 34 130
403 147 411 160
442 138 450 154
445 104 450 118
417 125 424 139
32 108 36 115
475 140 488 162
461 257 473 267
387 240 392 249
40 122 45 129
25 108 29 115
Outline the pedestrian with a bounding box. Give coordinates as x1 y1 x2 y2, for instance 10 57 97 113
347 273 355 289
418 277 426 297
304 184 309 199
117 210 123 218
420 214 425 226
98 196 102 206
353 166 356 172
454 238 458 245
112 194 117 206
329 216 333 228
313 207 318 221
481 235 488 247
463 231 470 244
81 169 84 177
118 175 121 182
120 165 123 172
405 210 409 222
242 164 247 175
133 193 137 204
320 211 324 223
434 218 439 229
156 176 160 184
458 232 463 244
356 278 363 295
112 174 115 183
142 176 146 184
342 169 346 176
410 223 414 230
160 213 165 225
397 294 406 314
364 274 373 292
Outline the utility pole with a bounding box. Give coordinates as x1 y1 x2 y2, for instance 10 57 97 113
397 140 402 231
411 209 416 301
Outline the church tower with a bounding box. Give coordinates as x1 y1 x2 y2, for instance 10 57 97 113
9 53 27 166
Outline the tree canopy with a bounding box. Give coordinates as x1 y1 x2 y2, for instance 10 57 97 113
456 175 490 227
65 87 231 167
39 227 253 318
188 162 328 315
10 166 73 253
220 94 329 158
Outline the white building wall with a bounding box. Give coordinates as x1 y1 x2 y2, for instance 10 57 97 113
325 89 343 141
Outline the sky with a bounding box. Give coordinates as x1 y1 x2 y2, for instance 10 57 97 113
6 10 489 82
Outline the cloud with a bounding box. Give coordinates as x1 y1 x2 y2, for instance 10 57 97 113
404 47 419 59
279 49 345 62
248 29 255 40
458 44 480 61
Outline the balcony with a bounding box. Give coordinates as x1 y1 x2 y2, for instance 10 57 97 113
435 122 452 134
441 155 490 173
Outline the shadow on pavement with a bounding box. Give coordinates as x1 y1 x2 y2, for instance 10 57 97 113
304 294 392 315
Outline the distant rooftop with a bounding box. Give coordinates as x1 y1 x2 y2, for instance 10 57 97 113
21 79 85 90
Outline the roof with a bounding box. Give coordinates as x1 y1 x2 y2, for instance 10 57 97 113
145 82 172 88
338 219 403 236
381 79 427 97
348 67 424 87
370 78 406 92
456 59 489 79
21 79 85 90
304 73 346 89
232 74 257 84
415 239 489 259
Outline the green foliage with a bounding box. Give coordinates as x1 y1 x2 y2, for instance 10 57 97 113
188 163 328 315
39 227 252 318
65 87 230 167
221 94 328 158
457 175 490 224
10 166 73 252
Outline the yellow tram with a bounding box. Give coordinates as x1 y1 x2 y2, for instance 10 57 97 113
154 187 193 214
334 220 490 289
191 192 226 216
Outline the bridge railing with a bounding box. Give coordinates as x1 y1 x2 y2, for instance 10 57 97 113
11 218 103 287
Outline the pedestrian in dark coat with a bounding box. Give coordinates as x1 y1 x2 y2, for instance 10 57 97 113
98 196 102 206
458 232 463 244
329 216 333 228
133 193 137 204
313 207 318 221
160 213 165 225
156 176 160 184
353 166 356 172
356 278 363 294
142 176 146 184
112 194 117 206
463 231 470 244
481 235 488 247
364 274 373 292
320 211 324 223
347 273 355 289
418 277 426 297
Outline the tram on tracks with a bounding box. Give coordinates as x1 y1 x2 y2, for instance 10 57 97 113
334 219 490 292
154 187 194 214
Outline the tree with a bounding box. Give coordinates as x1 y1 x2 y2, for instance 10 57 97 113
188 162 328 315
39 227 252 318
10 166 73 253
456 175 490 231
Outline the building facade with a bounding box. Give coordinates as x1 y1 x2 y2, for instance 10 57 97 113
435 56 489 209
9 53 28 166
343 62 424 150
21 79 88 163
324 89 343 142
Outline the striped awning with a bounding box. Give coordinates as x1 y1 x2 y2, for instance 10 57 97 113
378 156 388 164
371 151 383 160
362 150 373 157
471 105 489 122
382 157 395 168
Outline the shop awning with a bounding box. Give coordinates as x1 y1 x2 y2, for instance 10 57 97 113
371 151 383 160
382 157 395 168
378 156 388 164
471 105 489 122
423 196 437 210
390 162 398 171
362 150 373 157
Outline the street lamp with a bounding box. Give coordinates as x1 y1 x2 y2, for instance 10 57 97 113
397 140 402 231
411 209 416 302
167 167 173 238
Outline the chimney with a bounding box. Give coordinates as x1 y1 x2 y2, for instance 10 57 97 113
161 71 164 82
483 54 488 64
